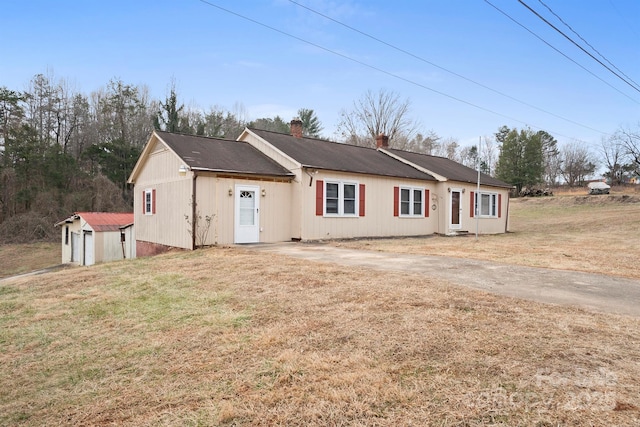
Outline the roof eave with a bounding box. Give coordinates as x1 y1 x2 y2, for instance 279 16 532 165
190 166 294 178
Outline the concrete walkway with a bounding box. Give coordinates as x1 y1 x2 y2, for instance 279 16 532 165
248 242 640 318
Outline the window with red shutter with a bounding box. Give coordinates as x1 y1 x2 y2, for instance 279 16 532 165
425 189 430 218
393 187 399 217
316 180 324 216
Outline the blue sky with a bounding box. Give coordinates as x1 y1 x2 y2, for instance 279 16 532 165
2 0 639 150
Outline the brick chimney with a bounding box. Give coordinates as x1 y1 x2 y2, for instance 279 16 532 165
290 118 303 138
376 133 389 149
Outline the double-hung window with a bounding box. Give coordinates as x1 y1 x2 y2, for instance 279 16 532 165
325 181 358 216
143 189 156 215
399 187 424 216
475 192 498 217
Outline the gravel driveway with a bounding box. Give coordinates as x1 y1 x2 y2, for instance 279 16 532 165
248 242 640 318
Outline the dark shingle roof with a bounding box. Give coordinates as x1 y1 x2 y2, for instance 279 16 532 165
248 128 436 181
156 131 293 178
386 148 512 188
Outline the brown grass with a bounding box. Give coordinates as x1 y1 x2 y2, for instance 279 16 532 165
1 196 640 425
0 242 59 279
333 194 640 279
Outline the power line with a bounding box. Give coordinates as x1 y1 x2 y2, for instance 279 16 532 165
518 0 640 93
606 0 640 39
484 0 639 104
536 0 640 90
286 0 608 136
195 0 609 142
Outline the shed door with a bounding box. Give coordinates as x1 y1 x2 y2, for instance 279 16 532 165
450 190 462 230
84 231 94 266
71 232 79 262
234 185 260 244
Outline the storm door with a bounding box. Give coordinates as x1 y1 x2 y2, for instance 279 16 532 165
234 185 260 243
450 190 462 230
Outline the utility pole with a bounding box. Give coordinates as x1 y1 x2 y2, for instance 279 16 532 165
476 136 481 241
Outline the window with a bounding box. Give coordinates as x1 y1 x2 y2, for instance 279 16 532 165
324 181 358 216
65 226 69 245
398 187 424 216
474 191 498 218
143 189 156 215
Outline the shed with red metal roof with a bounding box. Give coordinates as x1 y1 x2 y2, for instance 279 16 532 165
55 212 134 265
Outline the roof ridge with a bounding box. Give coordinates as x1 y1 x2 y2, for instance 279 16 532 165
248 128 389 153
155 130 238 143
387 147 452 161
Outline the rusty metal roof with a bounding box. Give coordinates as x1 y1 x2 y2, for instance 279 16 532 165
60 212 134 232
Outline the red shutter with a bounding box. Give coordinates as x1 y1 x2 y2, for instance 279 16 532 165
152 189 156 214
359 184 365 217
498 194 502 218
425 189 430 217
470 191 475 218
142 190 145 214
316 180 324 216
393 186 399 217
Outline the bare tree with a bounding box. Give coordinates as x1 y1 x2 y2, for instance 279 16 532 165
613 125 640 175
393 130 440 154
432 137 460 161
481 135 498 176
337 89 418 147
560 142 596 187
600 136 634 185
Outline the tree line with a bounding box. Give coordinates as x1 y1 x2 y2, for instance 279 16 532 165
1 73 638 243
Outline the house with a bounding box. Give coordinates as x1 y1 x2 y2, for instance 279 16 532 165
128 120 512 253
127 131 295 255
381 147 513 234
55 212 135 265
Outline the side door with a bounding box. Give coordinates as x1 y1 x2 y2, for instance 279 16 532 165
234 185 260 244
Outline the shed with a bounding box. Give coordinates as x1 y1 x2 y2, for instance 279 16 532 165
55 212 135 266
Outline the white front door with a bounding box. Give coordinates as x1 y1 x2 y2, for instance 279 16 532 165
450 190 462 230
234 185 260 244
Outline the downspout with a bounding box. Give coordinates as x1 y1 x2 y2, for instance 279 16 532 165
121 233 126 259
192 172 198 250
305 168 315 187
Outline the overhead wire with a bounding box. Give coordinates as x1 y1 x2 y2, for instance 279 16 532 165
536 0 640 90
606 0 640 39
517 0 640 94
483 0 639 105
195 0 611 141
287 0 609 135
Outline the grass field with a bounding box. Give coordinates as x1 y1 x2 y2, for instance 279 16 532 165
334 193 640 279
0 242 59 279
1 194 639 426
